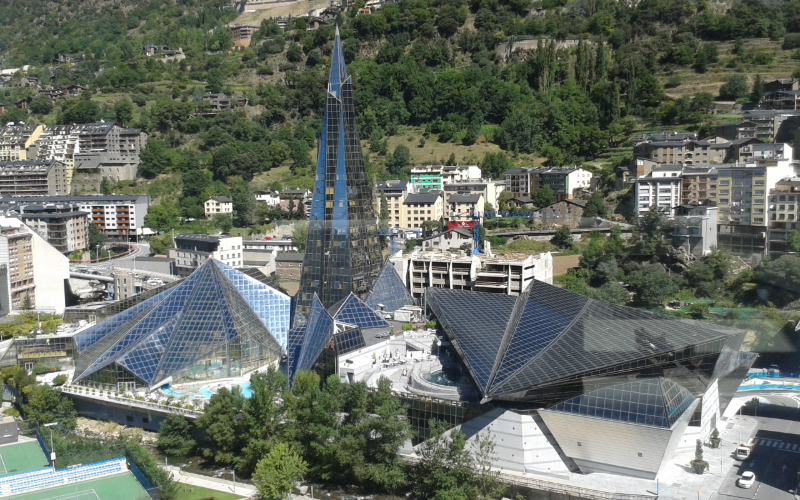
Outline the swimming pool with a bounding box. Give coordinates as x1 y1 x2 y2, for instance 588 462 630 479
160 381 253 399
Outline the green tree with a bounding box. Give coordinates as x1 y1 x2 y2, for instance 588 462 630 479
626 263 678 306
480 152 511 180
157 414 196 457
592 281 628 305
287 43 304 63
144 205 178 232
29 95 54 115
253 443 308 500
531 186 555 208
213 213 233 233
719 75 749 100
787 231 800 252
551 225 573 249
239 368 288 473
20 293 33 311
88 223 108 252
405 239 417 252
57 94 100 124
21 385 77 431
195 387 246 465
231 180 255 227
292 221 308 251
100 178 113 195
421 220 443 237
751 74 765 103
583 191 607 218
114 99 134 125
206 69 226 93
388 145 410 175
414 421 474 500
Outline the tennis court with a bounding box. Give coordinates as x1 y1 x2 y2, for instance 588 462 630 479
0 441 50 475
7 472 149 500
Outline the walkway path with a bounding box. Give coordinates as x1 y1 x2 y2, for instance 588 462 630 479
165 465 257 499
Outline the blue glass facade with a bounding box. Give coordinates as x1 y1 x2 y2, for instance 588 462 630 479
426 280 748 406
296 27 382 319
550 378 695 428
73 259 289 387
329 293 390 329
365 263 415 313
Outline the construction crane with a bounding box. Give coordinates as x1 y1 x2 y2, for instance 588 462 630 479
472 209 483 255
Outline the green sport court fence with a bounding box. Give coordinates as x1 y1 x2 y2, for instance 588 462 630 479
14 421 161 500
6 473 151 500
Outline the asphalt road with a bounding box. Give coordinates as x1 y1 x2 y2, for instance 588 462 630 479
717 416 800 500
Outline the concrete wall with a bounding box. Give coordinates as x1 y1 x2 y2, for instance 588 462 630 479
539 399 699 480
114 258 175 275
66 393 171 433
29 225 69 314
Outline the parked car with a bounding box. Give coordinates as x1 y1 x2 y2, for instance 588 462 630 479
738 471 755 488
736 444 752 461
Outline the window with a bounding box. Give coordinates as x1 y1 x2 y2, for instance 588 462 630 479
126 415 134 422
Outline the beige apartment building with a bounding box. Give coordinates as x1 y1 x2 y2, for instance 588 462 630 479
0 125 44 162
446 193 484 224
204 196 233 218
767 177 800 256
680 166 719 205
401 190 444 229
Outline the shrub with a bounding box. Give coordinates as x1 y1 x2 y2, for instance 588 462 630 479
52 374 67 387
401 323 414 331
784 34 800 50
32 364 50 375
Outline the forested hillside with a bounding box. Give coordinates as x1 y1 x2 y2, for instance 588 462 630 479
1 0 799 224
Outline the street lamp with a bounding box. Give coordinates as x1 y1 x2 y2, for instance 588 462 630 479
42 422 57 473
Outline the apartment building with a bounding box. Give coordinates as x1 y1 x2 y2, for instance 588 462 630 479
616 158 658 189
204 196 233 218
16 203 89 254
631 131 697 145
410 165 481 191
716 112 800 143
766 177 800 256
399 249 553 299
633 138 730 165
671 205 718 257
113 271 136 301
533 166 592 201
633 165 683 217
0 124 44 162
255 190 281 206
0 195 150 240
376 180 415 227
762 90 800 110
502 167 537 197
230 25 260 47
446 193 484 226
442 180 505 209
716 158 795 256
681 165 718 205
0 216 69 314
35 123 145 188
0 160 69 196
280 189 311 215
173 234 243 277
275 252 305 280
401 190 444 229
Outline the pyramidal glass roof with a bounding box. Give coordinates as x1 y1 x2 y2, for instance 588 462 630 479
292 294 334 377
329 293 390 328
548 378 696 428
426 280 742 401
73 259 289 386
365 263 415 313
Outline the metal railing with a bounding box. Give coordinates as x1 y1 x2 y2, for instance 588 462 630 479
59 386 203 417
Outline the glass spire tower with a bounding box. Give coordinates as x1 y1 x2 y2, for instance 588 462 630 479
296 27 382 318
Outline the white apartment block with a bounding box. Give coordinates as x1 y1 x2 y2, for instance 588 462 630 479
173 234 243 277
392 249 553 299
716 158 795 227
634 165 683 217
534 166 593 200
